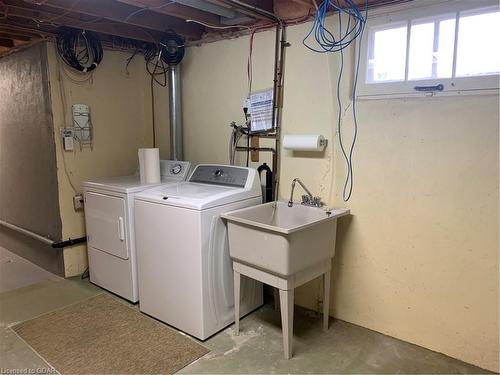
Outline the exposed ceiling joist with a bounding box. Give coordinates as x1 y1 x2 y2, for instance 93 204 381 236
0 0 409 56
0 2 183 42
0 37 14 47
0 31 31 40
22 0 204 39
0 21 55 38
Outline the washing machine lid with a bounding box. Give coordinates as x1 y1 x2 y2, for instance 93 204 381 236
83 160 190 194
135 164 261 210
135 182 260 210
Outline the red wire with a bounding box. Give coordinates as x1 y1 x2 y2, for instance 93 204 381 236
246 10 312 95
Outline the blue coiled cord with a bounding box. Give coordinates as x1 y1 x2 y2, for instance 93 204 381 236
303 0 368 201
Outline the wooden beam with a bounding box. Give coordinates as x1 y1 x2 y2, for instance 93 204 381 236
0 31 32 41
0 21 54 38
115 0 220 25
0 2 172 43
22 0 204 39
0 18 151 49
0 37 14 47
12 38 30 46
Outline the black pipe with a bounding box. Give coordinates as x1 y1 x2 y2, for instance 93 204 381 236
258 163 273 202
52 236 87 249
236 146 275 154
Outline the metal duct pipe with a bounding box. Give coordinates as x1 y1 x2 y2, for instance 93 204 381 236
168 64 183 160
174 0 237 18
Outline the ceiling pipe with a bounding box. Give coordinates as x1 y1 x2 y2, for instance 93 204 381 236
174 0 254 25
225 0 282 22
175 0 238 18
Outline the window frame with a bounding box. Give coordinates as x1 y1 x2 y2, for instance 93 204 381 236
356 0 500 99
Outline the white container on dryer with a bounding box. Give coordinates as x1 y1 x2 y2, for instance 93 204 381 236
83 160 190 302
134 164 263 340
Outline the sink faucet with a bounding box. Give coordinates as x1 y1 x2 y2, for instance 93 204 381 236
288 178 323 207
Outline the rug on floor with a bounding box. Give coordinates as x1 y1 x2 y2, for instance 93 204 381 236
11 293 209 374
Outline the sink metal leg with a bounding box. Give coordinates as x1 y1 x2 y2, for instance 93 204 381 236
323 270 331 331
234 270 241 335
279 288 294 359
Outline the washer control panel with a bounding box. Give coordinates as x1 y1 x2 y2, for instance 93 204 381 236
160 160 191 180
189 165 249 187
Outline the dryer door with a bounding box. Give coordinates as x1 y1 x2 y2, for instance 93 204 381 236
85 191 129 260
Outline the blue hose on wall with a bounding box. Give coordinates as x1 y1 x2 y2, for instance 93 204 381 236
302 0 368 202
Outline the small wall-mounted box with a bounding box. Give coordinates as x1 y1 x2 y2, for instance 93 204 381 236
73 194 84 210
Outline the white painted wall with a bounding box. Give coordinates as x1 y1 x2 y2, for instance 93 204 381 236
46 42 170 277
181 18 499 372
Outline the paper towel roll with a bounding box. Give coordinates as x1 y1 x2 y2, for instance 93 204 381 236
138 148 160 184
283 134 326 151
138 149 146 182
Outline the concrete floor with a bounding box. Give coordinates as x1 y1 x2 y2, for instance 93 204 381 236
0 253 493 374
0 247 60 293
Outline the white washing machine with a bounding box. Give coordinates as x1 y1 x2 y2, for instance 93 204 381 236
134 164 263 340
83 160 191 303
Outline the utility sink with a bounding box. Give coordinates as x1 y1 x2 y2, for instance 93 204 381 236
223 200 350 359
222 201 349 277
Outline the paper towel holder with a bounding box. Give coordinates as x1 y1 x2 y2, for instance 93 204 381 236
283 134 328 152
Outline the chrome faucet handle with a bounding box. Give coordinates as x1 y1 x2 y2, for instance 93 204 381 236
301 194 311 205
312 196 324 207
300 194 324 207
289 178 320 208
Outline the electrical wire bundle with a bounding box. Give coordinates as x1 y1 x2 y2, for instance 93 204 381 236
143 33 185 87
56 27 103 73
144 45 169 86
303 0 368 202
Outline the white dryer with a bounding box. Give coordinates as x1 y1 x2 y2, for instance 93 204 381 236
134 164 263 340
83 160 190 302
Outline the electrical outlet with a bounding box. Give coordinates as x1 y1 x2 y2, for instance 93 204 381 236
73 194 84 210
61 128 74 151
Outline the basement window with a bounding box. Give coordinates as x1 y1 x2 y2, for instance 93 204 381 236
357 0 500 98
